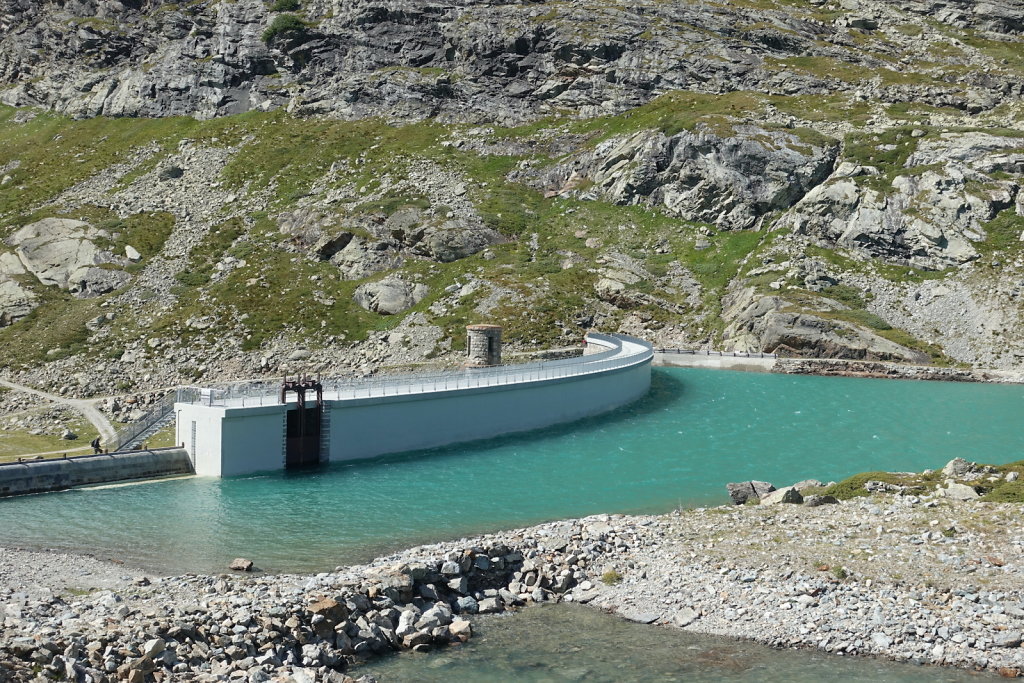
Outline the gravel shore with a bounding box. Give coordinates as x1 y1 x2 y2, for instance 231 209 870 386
3 478 1024 681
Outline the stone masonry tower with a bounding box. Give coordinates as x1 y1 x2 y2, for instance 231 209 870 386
465 324 502 367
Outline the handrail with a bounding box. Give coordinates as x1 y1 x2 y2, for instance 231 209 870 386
178 334 654 408
110 392 177 450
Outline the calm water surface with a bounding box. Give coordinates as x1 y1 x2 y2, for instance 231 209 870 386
363 604 993 682
3 368 1024 574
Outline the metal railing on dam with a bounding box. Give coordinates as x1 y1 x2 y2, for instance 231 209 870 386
178 333 654 409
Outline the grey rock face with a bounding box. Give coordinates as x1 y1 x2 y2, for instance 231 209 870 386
5 218 130 296
784 133 1024 269
0 253 37 326
1 0 1020 122
722 288 929 363
525 126 838 230
353 276 429 315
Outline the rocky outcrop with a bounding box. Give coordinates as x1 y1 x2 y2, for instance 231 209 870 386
0 0 1021 122
785 133 1023 269
354 276 429 315
525 126 839 230
4 218 129 296
279 205 502 280
773 358 988 381
722 288 929 363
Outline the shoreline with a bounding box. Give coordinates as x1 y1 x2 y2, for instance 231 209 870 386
656 352 1024 384
4 473 1024 680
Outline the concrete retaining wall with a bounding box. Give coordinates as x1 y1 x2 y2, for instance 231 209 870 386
0 448 193 497
655 352 776 372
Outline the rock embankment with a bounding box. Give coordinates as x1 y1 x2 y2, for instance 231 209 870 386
775 357 1024 383
5 464 1024 681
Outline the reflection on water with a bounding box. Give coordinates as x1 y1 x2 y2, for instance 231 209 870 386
364 604 993 682
3 368 1024 574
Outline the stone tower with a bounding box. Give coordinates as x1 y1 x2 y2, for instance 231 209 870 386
465 324 502 367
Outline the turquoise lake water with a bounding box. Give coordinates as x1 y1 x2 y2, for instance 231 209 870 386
3 367 1024 574
365 604 989 682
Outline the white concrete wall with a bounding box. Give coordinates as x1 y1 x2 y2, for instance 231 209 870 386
177 403 286 476
177 334 652 476
219 405 286 476
325 361 651 463
654 353 776 372
176 403 226 477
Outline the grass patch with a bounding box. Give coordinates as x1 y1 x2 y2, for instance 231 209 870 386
820 284 867 308
0 418 98 461
97 211 176 265
981 481 1024 503
977 209 1024 258
174 217 247 288
145 424 178 449
601 569 623 585
0 292 105 368
822 470 940 500
568 90 768 141
262 13 309 43
0 106 203 223
826 308 891 330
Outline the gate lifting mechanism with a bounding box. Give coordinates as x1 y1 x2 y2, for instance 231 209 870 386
280 375 323 469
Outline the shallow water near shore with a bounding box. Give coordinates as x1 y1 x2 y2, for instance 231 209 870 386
3 367 1024 574
363 603 992 681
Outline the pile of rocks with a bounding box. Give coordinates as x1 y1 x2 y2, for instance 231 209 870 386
99 392 171 425
0 537 590 681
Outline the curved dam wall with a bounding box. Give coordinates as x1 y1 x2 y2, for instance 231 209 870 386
177 334 653 477
0 448 193 497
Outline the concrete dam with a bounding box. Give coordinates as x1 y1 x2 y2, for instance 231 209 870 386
176 332 654 477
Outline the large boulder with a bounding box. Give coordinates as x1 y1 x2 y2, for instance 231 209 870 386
760 486 804 506
330 236 405 281
726 480 776 505
354 276 429 315
5 218 129 295
938 481 980 501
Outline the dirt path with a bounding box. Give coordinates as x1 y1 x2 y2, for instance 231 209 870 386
0 379 117 447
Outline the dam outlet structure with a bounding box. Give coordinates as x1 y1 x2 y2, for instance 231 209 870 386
175 332 654 477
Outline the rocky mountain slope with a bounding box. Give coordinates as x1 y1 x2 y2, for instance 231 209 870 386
0 0 1022 405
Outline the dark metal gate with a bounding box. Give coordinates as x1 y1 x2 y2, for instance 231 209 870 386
281 376 323 469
